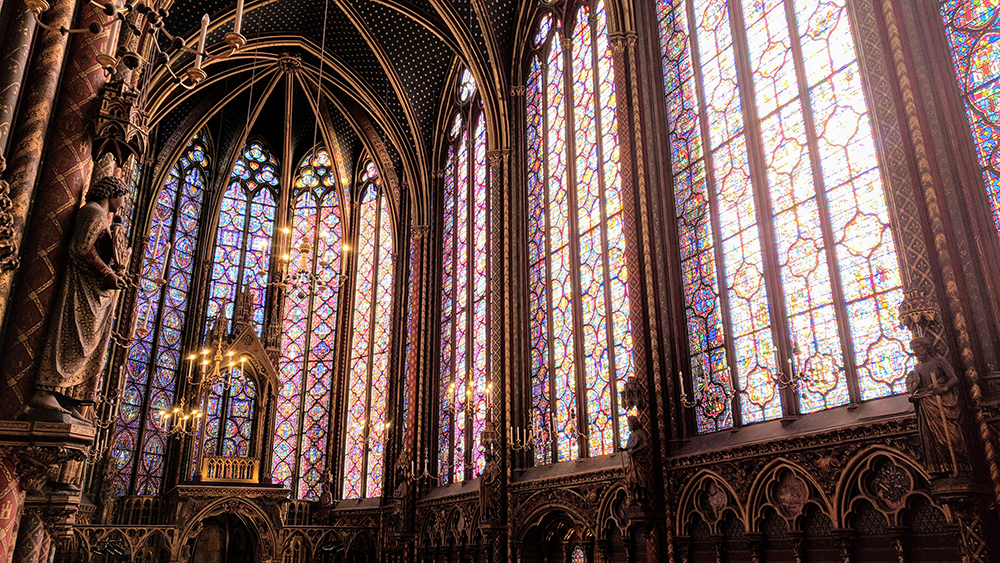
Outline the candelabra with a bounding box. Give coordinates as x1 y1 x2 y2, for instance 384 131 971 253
156 401 202 438
272 227 350 298
25 0 250 89
677 367 734 410
773 343 804 391
156 328 248 440
441 380 475 419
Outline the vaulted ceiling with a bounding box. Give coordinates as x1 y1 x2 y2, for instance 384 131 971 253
143 0 526 221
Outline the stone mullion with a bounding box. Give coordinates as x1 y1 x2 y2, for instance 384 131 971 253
877 0 1000 509
0 0 77 350
0 1 113 418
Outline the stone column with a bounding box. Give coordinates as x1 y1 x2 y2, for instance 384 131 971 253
0 2 113 417
0 457 21 563
0 0 76 337
0 7 35 154
9 514 46 563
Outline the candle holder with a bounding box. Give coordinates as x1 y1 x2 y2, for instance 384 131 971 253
183 67 207 86
224 31 247 51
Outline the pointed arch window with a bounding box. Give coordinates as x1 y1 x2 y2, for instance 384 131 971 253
206 141 279 332
111 134 209 495
342 161 394 499
439 70 490 483
274 149 344 500
657 0 909 433
940 2 1000 232
525 0 634 465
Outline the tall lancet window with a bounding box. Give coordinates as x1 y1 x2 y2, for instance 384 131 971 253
274 149 344 500
940 1 1000 232
112 134 209 495
658 0 909 433
342 161 394 499
439 70 490 483
526 1 633 465
206 141 279 332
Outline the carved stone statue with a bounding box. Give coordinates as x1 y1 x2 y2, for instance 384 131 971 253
906 337 970 477
479 455 501 524
319 469 334 508
623 415 651 506
29 176 129 424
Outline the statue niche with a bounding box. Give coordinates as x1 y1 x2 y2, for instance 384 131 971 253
27 175 130 425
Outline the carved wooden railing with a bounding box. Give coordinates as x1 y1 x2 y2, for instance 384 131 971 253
286 499 312 526
201 456 259 483
115 495 166 525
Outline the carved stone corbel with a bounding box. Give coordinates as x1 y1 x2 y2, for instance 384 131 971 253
898 288 942 340
0 445 87 494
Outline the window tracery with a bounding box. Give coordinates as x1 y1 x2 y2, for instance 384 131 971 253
206 141 279 333
524 0 634 465
657 0 909 432
111 134 209 495
274 149 343 499
342 160 394 499
439 70 490 483
940 1 1000 232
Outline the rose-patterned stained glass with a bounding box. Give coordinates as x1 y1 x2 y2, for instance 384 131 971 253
111 135 208 495
525 0 633 465
206 141 278 333
941 0 1000 232
274 149 343 500
657 0 909 432
342 165 393 499
439 78 490 483
204 365 257 457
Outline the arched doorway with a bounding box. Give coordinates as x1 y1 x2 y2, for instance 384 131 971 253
189 513 257 563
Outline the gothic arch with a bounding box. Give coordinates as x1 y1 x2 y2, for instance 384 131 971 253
513 496 594 544
746 459 832 533
834 446 942 529
675 470 744 536
177 496 279 560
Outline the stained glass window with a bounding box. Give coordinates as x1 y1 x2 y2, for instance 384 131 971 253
342 161 394 499
111 134 209 495
206 141 279 333
525 1 634 465
941 1 1000 231
274 149 344 500
658 0 909 433
204 364 258 457
439 73 490 483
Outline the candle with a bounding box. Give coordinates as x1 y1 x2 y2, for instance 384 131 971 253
195 14 209 70
233 0 245 35
106 16 121 58
158 242 172 280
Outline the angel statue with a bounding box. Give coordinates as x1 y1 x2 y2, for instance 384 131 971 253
28 175 130 425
